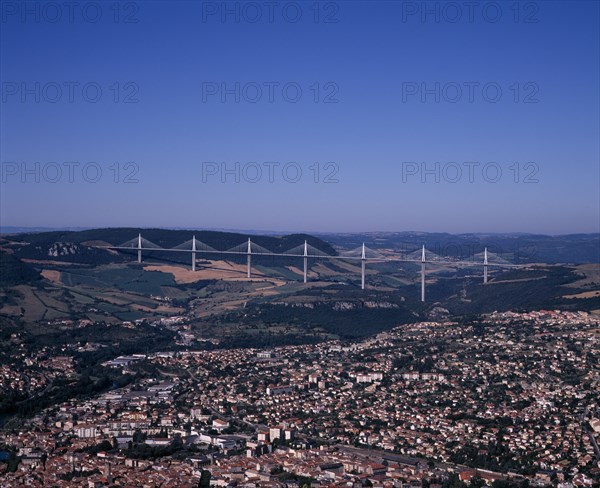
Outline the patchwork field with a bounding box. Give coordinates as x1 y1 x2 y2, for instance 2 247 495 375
564 290 600 299
143 260 283 283
565 263 600 289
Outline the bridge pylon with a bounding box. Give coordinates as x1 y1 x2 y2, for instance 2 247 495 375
137 233 142 263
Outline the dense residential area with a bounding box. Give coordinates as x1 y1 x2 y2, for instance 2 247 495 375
1 310 598 487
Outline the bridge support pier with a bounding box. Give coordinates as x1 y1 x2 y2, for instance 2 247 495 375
137 233 142 263
361 243 366 290
483 247 488 284
303 240 308 284
247 238 252 279
361 261 366 290
421 263 425 302
192 235 196 272
303 257 308 283
420 245 426 302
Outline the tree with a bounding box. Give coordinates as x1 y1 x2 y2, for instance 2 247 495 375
470 476 486 488
447 473 466 488
198 469 211 488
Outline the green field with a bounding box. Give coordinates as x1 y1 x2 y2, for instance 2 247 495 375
60 265 176 295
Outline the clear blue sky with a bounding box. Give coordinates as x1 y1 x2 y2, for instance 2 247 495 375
1 0 599 234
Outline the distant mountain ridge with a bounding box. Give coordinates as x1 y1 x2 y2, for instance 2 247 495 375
0 226 284 235
0 228 338 266
321 232 600 264
6 227 334 251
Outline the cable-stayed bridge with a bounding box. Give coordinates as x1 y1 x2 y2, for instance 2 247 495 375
97 234 526 302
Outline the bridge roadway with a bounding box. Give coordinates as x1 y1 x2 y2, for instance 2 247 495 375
97 245 521 268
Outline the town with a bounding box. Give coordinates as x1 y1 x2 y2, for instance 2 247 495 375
1 310 598 487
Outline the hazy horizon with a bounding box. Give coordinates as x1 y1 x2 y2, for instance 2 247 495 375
1 224 599 238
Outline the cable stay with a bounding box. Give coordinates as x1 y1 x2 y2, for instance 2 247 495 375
283 242 332 258
172 239 218 253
